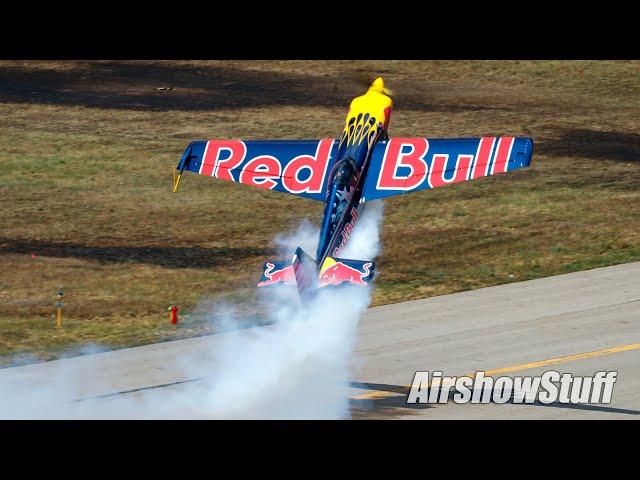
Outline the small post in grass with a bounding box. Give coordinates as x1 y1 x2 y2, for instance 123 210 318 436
55 290 64 328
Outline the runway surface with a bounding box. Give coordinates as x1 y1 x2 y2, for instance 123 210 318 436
1 262 639 419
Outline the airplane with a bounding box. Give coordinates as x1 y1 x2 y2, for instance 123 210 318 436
173 77 533 298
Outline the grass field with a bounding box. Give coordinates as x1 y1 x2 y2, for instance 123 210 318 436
0 60 638 366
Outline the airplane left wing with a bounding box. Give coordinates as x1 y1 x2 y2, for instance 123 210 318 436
361 137 533 201
175 139 339 201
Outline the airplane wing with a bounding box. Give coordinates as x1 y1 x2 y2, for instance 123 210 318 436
361 137 533 201
175 139 339 201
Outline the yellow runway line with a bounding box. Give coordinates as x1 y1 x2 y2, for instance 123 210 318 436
482 343 640 376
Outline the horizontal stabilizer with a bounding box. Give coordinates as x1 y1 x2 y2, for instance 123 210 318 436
318 256 375 288
257 261 295 288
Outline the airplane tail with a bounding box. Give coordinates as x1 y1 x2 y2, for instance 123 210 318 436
256 248 318 300
292 247 318 299
257 247 375 300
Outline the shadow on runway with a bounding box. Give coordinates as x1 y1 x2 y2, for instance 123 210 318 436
348 381 428 419
522 401 640 416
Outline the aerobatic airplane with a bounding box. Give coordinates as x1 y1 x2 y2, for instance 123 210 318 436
174 78 533 298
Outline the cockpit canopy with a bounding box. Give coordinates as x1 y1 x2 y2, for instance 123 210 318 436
330 157 357 188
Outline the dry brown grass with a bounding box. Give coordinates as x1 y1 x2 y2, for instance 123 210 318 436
1 60 638 365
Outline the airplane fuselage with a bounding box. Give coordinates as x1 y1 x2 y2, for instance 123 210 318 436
315 83 393 268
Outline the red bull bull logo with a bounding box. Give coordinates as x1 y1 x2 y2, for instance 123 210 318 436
318 258 373 287
257 263 296 287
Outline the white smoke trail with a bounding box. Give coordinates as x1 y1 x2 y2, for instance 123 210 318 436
200 286 370 419
273 218 319 258
195 200 385 419
0 201 384 419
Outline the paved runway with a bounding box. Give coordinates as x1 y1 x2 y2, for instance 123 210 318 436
349 261 640 419
1 262 638 419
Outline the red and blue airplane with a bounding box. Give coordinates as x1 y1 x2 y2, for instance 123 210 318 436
174 77 533 297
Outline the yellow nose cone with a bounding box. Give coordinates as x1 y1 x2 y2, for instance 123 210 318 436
368 77 386 94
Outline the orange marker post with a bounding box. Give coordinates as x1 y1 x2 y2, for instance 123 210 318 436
55 290 64 328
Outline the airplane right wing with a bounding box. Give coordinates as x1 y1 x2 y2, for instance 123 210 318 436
361 137 533 201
